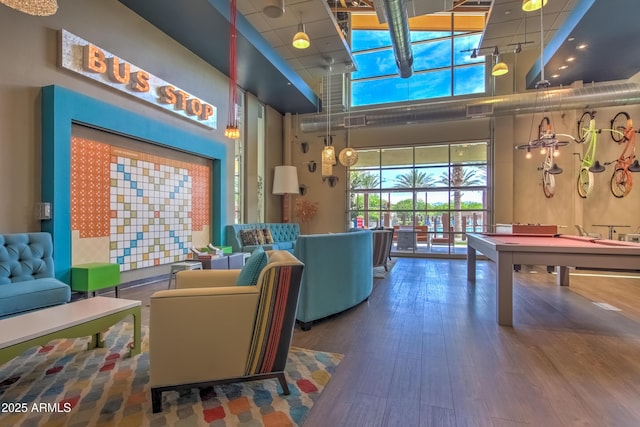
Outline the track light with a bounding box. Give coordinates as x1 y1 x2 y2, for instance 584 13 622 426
522 0 547 12
514 43 522 54
470 48 477 59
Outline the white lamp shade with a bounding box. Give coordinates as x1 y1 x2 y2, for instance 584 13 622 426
272 166 299 195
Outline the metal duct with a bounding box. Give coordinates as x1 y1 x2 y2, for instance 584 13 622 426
382 0 413 78
299 81 640 132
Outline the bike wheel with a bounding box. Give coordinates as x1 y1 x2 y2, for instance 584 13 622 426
610 111 630 143
542 170 555 198
577 167 593 198
577 112 593 143
610 168 631 198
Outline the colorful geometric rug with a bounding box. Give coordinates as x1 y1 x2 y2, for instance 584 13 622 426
0 321 342 426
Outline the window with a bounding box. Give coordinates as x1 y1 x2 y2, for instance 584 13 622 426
348 143 489 256
350 13 485 107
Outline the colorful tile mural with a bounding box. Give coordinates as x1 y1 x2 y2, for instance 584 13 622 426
71 137 210 271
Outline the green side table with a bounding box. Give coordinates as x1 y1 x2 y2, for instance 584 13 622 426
71 263 121 297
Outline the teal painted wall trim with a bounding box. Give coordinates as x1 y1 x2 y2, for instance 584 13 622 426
41 85 227 283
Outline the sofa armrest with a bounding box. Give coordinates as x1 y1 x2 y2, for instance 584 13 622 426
175 269 241 289
150 287 259 387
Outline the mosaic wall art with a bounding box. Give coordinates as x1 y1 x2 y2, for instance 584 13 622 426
71 137 210 271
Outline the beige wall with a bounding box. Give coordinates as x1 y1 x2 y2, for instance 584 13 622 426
0 0 237 233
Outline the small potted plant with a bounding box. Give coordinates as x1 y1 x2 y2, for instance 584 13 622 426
295 198 319 235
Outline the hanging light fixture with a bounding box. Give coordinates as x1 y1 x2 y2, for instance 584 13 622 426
292 13 310 49
322 62 335 176
339 108 359 167
491 47 508 76
225 0 240 139
522 0 547 12
0 0 58 16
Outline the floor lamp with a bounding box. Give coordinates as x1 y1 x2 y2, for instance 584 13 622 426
273 166 299 223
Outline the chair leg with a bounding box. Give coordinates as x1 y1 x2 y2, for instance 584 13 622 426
277 373 290 395
151 388 163 413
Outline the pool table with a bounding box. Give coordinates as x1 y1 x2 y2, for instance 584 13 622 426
466 233 640 326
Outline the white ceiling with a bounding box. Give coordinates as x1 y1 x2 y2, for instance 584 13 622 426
237 0 356 84
479 0 577 57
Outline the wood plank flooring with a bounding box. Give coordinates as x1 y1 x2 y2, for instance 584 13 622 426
117 258 640 427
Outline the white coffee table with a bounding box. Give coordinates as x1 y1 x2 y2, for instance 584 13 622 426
0 296 141 365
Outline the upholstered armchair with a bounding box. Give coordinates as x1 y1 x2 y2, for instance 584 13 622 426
372 229 393 271
149 250 304 413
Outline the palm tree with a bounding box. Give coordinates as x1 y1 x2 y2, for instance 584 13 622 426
393 169 433 225
436 165 486 234
350 171 380 227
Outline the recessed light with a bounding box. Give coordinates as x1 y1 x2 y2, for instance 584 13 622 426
577 43 588 50
567 57 575 62
551 74 560 78
559 65 568 70
567 37 575 42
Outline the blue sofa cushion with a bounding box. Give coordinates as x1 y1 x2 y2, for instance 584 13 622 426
236 247 268 286
274 241 294 250
0 278 71 318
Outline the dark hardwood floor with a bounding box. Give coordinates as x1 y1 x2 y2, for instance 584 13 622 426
116 258 640 427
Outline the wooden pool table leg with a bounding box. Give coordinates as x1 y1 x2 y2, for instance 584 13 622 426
557 266 570 286
496 252 514 326
467 245 477 282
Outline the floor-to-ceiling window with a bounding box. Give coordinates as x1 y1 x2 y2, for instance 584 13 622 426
348 142 488 256
350 13 486 108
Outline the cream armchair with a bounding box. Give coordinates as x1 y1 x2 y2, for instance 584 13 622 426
149 250 304 413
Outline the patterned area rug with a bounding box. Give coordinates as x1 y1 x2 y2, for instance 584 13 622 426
374 257 397 278
0 321 342 426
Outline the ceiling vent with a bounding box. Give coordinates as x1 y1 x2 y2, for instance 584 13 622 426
344 115 367 127
466 103 494 118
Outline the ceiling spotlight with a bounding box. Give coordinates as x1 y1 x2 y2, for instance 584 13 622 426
263 0 284 18
522 0 547 12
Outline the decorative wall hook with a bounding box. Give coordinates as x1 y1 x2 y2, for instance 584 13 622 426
300 141 309 153
307 160 317 173
299 184 307 195
322 175 339 187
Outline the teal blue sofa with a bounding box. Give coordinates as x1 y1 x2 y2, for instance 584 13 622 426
225 223 300 253
294 229 373 330
0 233 71 318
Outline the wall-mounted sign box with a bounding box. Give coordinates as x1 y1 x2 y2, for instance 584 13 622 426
59 29 217 129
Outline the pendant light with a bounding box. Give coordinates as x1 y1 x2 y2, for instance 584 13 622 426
339 109 358 167
522 0 547 12
491 47 508 76
292 13 310 49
